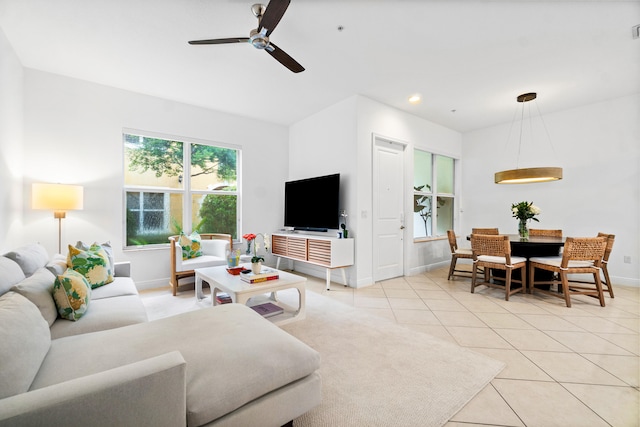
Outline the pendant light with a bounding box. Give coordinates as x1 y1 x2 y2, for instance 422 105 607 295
494 92 563 184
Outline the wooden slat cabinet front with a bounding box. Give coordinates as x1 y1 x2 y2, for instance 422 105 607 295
272 233 354 268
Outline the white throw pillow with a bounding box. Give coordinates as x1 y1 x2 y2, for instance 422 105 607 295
4 243 49 277
11 268 58 326
0 292 51 399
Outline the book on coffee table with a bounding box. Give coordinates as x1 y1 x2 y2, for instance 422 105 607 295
215 292 232 304
250 302 284 318
240 268 279 284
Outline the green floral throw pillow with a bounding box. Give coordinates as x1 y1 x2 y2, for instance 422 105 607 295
68 244 114 289
179 232 202 260
53 268 91 321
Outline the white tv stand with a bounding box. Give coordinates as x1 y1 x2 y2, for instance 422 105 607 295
272 233 354 291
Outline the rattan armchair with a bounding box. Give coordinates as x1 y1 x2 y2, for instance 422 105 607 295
598 232 615 298
528 236 607 307
529 229 563 238
446 230 474 280
168 233 233 296
470 234 527 301
471 228 499 235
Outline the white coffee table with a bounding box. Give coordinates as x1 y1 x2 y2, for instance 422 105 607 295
194 264 306 325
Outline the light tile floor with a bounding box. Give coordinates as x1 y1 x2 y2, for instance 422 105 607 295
307 266 640 427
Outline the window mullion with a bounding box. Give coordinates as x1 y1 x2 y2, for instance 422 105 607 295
183 142 192 233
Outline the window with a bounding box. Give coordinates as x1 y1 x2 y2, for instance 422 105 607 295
413 150 455 239
124 132 239 247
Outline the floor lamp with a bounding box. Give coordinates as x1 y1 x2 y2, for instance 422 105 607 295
32 183 84 253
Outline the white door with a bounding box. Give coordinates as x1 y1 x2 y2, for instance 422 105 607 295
373 137 405 282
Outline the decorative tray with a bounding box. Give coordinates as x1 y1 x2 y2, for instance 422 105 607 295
226 266 246 275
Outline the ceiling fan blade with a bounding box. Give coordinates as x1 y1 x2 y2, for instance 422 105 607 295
259 0 290 37
188 37 249 45
265 43 304 73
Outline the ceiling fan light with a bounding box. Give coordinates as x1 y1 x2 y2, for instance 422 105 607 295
494 167 563 184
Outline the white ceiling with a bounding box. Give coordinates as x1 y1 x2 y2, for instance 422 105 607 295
1 0 638 132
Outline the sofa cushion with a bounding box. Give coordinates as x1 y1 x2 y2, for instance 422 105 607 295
33 305 320 426
46 253 68 276
68 244 113 289
91 276 139 300
0 257 26 295
0 292 51 399
179 232 202 260
10 267 58 326
50 294 148 339
53 268 91 321
4 243 49 277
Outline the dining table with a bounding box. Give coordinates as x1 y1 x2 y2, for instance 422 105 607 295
467 234 566 289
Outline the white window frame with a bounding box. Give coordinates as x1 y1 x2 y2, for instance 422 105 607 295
413 149 456 241
123 129 242 249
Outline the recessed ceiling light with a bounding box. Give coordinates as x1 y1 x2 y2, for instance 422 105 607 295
408 94 421 104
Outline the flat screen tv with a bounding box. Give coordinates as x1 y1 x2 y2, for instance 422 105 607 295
284 173 340 232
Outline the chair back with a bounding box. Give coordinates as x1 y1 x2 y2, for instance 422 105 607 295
529 229 562 238
471 228 499 235
560 237 606 268
471 234 512 260
597 232 615 262
446 230 458 252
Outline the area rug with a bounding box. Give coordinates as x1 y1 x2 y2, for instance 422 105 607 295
142 289 504 427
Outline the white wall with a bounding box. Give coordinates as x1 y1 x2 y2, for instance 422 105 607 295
21 69 290 289
355 97 462 286
289 95 462 287
0 28 24 252
286 96 358 282
462 94 640 286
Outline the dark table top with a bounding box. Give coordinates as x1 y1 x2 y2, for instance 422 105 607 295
505 234 565 245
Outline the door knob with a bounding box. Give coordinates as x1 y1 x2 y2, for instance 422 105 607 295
400 225 405 229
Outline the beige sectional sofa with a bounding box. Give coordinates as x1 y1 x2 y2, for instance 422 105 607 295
0 243 321 427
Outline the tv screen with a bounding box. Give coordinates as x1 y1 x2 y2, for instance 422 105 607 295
284 174 340 232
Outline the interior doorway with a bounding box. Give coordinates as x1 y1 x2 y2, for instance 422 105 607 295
372 136 406 282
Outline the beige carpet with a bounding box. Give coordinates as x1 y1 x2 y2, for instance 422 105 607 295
141 288 504 427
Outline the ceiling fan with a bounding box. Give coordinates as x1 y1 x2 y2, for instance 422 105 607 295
188 0 304 73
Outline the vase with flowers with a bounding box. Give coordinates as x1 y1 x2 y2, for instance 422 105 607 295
511 201 541 240
245 233 270 274
242 233 256 256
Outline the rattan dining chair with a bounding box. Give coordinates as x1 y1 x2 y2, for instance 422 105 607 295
597 232 615 298
528 236 607 307
471 228 499 235
529 229 563 238
470 234 527 301
446 230 474 280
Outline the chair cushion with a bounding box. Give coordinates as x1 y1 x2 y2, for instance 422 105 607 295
68 244 114 289
0 257 26 295
180 232 202 260
530 256 595 269
53 268 92 321
0 292 51 399
454 248 473 256
4 243 49 277
201 239 229 257
477 255 527 265
179 254 227 271
11 267 58 326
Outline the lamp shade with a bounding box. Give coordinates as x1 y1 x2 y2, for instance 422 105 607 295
32 183 84 211
494 167 563 184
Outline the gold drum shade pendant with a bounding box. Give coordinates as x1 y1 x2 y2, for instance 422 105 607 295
494 92 563 184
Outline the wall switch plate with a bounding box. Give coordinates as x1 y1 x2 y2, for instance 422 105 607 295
624 256 631 264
